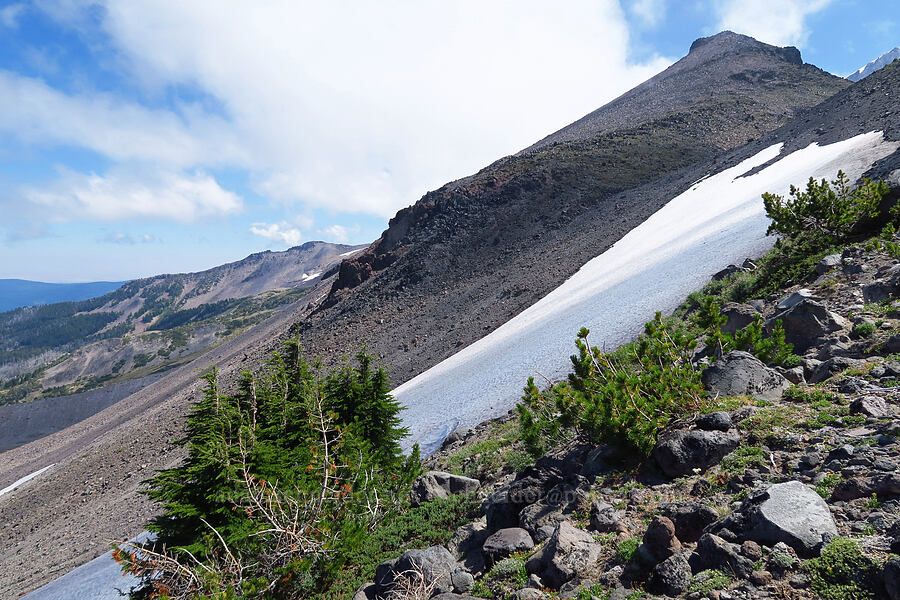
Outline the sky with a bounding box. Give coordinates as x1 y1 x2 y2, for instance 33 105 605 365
0 0 897 282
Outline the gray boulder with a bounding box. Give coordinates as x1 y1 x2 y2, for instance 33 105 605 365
482 528 535 567
850 395 894 418
721 303 760 335
815 254 842 275
525 521 603 589
769 299 847 352
375 546 457 596
702 351 790 402
653 427 740 478
648 552 692 596
352 582 376 600
884 558 900 600
863 272 900 304
659 502 720 543
410 471 480 506
483 472 559 532
432 594 481 600
696 411 733 432
451 567 475 594
690 533 755 578
519 479 590 541
744 481 838 556
590 499 625 534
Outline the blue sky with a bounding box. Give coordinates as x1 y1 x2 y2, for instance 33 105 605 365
0 0 896 282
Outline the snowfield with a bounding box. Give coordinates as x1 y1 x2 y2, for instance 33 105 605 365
0 465 53 499
394 131 900 453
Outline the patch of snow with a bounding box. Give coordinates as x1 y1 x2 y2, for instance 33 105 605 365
0 464 53 498
395 131 900 452
339 248 365 257
301 271 323 282
23 532 154 600
848 47 900 82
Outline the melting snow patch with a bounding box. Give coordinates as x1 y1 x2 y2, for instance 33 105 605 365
394 131 900 451
302 271 323 282
0 464 54 498
340 248 364 257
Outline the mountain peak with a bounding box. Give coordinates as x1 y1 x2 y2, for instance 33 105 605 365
688 31 802 65
848 47 900 82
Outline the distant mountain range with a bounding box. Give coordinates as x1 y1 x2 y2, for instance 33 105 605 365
848 46 900 81
0 280 125 313
0 241 362 404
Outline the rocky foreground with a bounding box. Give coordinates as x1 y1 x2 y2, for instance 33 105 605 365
357 243 900 600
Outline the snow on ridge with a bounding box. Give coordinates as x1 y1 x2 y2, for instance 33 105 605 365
394 131 900 453
301 271 323 282
339 248 364 257
848 47 900 81
0 464 53 499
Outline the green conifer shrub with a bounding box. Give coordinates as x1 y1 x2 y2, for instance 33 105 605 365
117 338 420 599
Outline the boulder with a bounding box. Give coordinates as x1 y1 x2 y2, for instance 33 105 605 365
641 516 682 564
653 427 740 478
483 470 560 532
721 303 760 335
451 567 475 594
702 351 790 402
862 272 900 304
815 254 842 275
885 558 900 600
441 427 473 448
776 289 816 311
446 519 489 559
375 546 457 596
410 471 480 506
590 500 625 534
809 357 865 383
519 479 590 541
482 528 535 567
690 533 755 578
850 395 893 418
648 552 692 596
696 411 733 432
744 481 838 556
432 594 481 600
525 521 604 589
769 299 847 353
658 502 720 543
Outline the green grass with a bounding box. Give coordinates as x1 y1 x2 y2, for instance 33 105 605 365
442 419 531 479
312 493 481 600
806 538 882 600
720 446 767 473
688 570 731 595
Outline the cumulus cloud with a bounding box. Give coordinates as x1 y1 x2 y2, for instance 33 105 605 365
25 169 243 222
319 224 361 244
0 70 246 167
25 1 670 220
0 4 25 28
712 0 832 47
630 0 666 28
249 222 303 247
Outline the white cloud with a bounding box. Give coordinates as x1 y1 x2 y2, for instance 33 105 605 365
25 169 243 222
712 0 832 47
630 0 666 28
24 1 670 220
0 70 246 167
249 222 303 247
319 224 361 243
0 4 25 28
